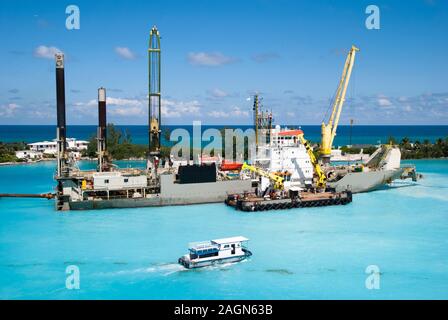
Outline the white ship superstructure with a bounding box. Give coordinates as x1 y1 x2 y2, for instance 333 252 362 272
255 125 314 189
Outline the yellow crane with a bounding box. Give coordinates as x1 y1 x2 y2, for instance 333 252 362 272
320 45 359 163
296 133 327 189
241 162 284 190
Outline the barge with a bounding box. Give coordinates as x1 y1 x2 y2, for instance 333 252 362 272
52 27 254 211
226 189 352 212
61 166 252 210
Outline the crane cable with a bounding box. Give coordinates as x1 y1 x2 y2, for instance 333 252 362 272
322 82 339 124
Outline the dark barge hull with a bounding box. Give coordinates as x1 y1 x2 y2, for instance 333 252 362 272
226 191 352 212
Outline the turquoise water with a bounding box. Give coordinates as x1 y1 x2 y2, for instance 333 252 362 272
1 159 448 299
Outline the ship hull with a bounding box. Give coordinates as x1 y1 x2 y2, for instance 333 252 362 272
328 168 405 193
68 176 253 210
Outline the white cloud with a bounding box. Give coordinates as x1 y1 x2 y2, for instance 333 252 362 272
208 106 249 118
403 105 412 112
73 96 201 119
162 99 201 118
114 47 137 60
107 97 142 107
208 88 229 98
75 97 143 108
104 97 144 116
73 97 145 117
0 103 20 117
109 106 144 116
378 97 392 107
187 52 236 66
34 45 63 59
232 106 249 117
208 110 229 118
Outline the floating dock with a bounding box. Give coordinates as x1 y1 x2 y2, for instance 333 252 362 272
225 190 352 212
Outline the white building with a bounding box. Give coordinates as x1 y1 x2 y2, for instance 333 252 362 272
15 150 43 160
255 126 314 189
28 138 88 155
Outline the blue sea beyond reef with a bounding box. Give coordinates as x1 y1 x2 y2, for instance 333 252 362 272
0 159 448 299
1 125 448 146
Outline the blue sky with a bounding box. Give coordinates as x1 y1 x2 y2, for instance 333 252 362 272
0 0 447 125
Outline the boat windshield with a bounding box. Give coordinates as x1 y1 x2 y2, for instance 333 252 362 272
190 253 198 260
189 247 219 259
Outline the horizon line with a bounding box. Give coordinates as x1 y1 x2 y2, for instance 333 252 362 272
0 124 448 127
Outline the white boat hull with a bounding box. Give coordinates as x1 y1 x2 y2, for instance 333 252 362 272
178 250 252 269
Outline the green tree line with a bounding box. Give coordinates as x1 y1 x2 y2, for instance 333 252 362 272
84 124 171 160
0 142 27 163
398 136 448 159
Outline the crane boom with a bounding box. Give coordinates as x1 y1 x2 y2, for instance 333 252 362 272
320 45 359 162
297 133 326 189
241 162 284 190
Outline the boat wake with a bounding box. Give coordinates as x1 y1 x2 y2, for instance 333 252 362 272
98 258 250 278
97 262 186 277
389 173 448 202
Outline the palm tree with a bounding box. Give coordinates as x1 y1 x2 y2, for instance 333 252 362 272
400 136 411 149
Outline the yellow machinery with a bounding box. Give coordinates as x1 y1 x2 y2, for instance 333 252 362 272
297 133 327 189
320 45 359 163
241 162 284 190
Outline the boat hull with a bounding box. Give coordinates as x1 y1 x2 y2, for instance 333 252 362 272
328 168 405 193
68 175 253 210
179 250 252 269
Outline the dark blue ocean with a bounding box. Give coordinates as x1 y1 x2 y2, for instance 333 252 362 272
1 125 447 146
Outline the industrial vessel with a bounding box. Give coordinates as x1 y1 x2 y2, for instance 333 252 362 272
0 31 417 210
252 121 416 194
60 165 252 210
250 45 418 194
53 27 253 211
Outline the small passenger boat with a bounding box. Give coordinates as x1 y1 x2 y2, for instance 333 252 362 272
178 236 252 269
